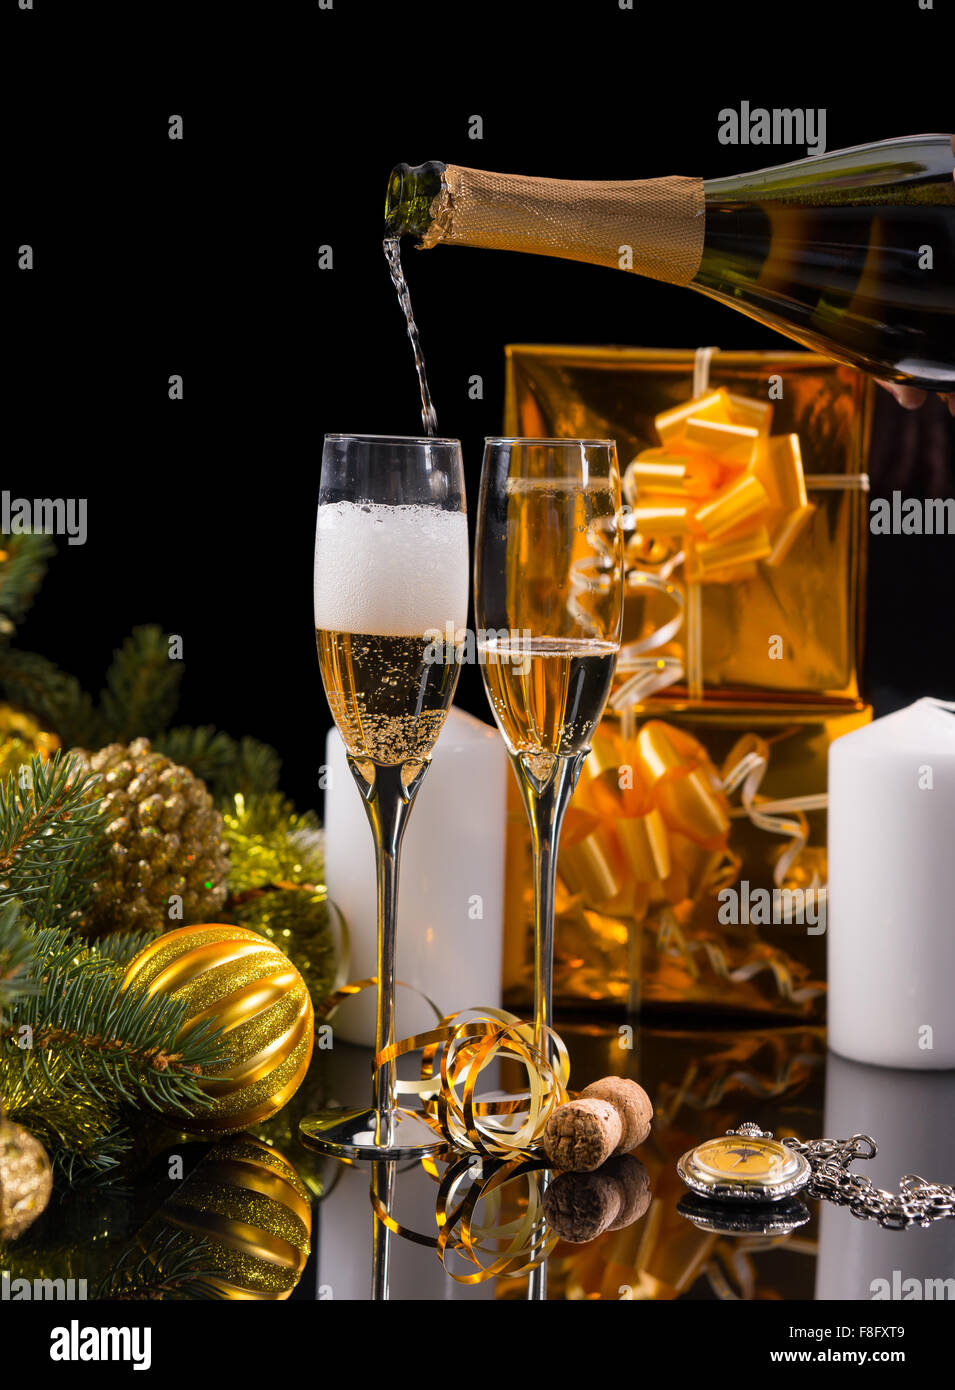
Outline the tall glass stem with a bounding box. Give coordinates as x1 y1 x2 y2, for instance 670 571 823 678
347 756 428 1122
513 751 585 1307
511 750 586 1052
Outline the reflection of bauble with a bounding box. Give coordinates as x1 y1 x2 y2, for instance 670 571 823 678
0 1120 53 1241
151 1135 311 1299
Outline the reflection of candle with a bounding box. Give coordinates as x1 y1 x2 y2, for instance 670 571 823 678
828 698 955 1069
816 1053 955 1299
324 707 508 1047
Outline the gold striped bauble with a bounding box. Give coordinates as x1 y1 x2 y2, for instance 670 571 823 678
123 924 314 1136
156 1136 311 1299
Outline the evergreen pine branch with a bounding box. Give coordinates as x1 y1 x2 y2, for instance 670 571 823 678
50 1115 134 1182
0 753 106 926
228 735 282 799
2 1085 137 1179
152 725 241 787
155 725 281 800
3 928 227 1114
0 900 39 1018
91 927 161 969
1 925 230 1172
0 531 56 631
0 646 99 747
95 1228 228 1301
98 625 183 743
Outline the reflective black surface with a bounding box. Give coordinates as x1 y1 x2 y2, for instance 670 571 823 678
5 1019 952 1302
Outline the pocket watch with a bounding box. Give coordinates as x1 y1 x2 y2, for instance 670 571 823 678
677 1123 811 1204
678 1122 954 1228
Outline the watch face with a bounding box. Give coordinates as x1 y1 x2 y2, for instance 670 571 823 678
691 1135 802 1184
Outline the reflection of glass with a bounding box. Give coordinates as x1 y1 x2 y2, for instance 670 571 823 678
371 1161 395 1301
301 435 468 1161
475 440 624 1055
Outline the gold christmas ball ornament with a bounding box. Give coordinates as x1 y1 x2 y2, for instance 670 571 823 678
0 703 61 781
231 885 347 1012
151 1135 311 1299
122 924 314 1135
69 737 230 937
0 1119 53 1241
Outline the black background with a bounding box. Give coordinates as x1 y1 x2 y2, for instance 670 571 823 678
12 0 955 814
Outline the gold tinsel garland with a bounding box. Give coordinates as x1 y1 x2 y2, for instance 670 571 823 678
221 793 347 1009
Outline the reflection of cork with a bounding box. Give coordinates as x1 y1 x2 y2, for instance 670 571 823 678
544 1155 652 1243
543 1077 654 1171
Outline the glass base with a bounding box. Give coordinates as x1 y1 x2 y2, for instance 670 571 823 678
298 1106 449 1160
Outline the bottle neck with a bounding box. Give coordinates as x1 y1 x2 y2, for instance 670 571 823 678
384 161 447 238
395 164 706 286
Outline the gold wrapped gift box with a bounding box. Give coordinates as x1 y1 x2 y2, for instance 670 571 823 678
503 699 871 1019
502 344 873 1016
504 345 872 701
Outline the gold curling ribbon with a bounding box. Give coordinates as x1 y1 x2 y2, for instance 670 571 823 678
556 718 826 934
318 984 569 1160
370 1154 558 1284
317 985 567 1282
560 721 737 925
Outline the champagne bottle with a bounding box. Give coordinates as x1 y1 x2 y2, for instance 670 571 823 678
385 136 955 390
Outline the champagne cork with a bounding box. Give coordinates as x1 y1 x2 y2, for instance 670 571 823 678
543 1077 654 1172
581 1077 653 1151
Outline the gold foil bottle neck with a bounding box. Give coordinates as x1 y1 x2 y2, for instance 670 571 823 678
422 164 705 286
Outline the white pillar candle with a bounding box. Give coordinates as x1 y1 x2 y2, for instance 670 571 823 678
324 706 509 1047
827 697 955 1069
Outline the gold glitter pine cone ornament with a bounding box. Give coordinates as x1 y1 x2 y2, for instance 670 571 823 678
148 1135 311 1299
122 924 314 1135
0 1118 53 1241
68 737 230 937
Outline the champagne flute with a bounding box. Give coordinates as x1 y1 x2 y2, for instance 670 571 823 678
475 439 624 1057
300 434 468 1160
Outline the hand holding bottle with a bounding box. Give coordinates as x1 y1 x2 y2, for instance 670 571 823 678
878 135 955 414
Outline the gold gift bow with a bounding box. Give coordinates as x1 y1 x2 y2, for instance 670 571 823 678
612 346 869 705
557 720 827 955
618 381 811 705
559 721 735 929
